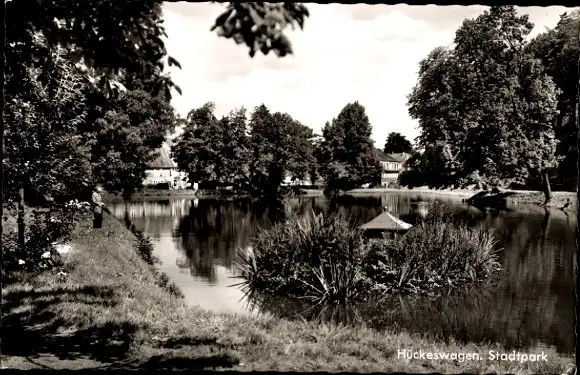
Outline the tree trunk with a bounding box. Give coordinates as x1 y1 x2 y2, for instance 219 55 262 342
0 50 4 250
17 187 25 250
541 170 553 206
541 207 552 247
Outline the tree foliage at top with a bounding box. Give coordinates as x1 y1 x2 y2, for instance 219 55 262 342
404 6 560 191
211 2 310 58
527 10 579 190
247 105 314 196
318 102 382 193
4 42 92 202
4 0 181 203
6 0 181 98
383 132 414 154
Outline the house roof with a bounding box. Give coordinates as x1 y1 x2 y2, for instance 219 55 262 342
390 153 411 162
148 142 177 169
360 211 413 231
375 148 400 162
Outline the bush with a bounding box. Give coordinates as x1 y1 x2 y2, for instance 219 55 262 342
157 272 185 299
364 212 502 295
134 231 158 266
237 204 502 304
2 202 90 275
236 212 372 304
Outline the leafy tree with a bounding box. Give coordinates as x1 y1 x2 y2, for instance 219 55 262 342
3 0 182 251
527 11 580 191
319 102 382 194
310 135 324 186
383 132 414 154
88 89 176 196
4 44 92 203
220 108 252 188
246 105 314 196
6 0 181 99
171 103 220 188
246 105 274 194
171 104 251 190
211 2 310 58
406 6 560 203
285 121 315 184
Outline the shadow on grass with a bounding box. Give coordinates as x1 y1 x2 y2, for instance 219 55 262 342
140 353 240 370
1 285 239 370
150 336 218 349
1 285 135 363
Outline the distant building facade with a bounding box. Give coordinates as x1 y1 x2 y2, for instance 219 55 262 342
376 149 410 187
282 172 313 186
143 142 190 189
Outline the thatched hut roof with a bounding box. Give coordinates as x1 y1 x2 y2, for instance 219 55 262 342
360 211 413 231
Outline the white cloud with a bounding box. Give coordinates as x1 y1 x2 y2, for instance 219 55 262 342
162 3 574 146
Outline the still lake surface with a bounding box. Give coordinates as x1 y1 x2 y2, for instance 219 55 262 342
108 194 576 354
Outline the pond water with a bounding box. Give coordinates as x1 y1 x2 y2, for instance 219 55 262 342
108 194 576 354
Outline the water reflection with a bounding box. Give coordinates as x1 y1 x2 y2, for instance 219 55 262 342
108 194 576 354
246 206 576 354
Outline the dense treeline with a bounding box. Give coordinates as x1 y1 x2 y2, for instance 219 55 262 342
171 101 383 196
4 2 576 240
317 102 383 195
401 6 579 200
171 103 316 196
3 1 310 205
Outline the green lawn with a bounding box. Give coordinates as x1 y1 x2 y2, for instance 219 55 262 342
1 213 574 373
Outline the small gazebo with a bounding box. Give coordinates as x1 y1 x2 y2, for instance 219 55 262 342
360 207 413 238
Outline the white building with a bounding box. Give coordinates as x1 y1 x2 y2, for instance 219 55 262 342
282 172 313 186
376 150 410 187
143 142 190 189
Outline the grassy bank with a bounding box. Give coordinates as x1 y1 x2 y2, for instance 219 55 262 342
1 214 574 372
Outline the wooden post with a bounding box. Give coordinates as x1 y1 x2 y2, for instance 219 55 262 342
17 187 25 250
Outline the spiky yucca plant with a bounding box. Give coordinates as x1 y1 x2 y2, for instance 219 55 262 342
234 212 371 304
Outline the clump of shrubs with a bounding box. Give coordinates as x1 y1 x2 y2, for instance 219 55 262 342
236 212 372 304
135 231 158 266
364 215 501 295
2 201 91 276
237 206 502 303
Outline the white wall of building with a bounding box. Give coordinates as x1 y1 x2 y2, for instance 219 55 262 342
143 168 189 189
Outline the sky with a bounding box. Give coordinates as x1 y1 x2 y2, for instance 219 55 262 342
161 3 575 146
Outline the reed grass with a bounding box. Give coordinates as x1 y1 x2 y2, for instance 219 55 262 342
237 205 502 301
365 213 502 295
235 212 371 304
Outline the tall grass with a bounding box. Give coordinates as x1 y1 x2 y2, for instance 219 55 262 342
236 205 503 302
365 211 502 294
235 212 371 304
